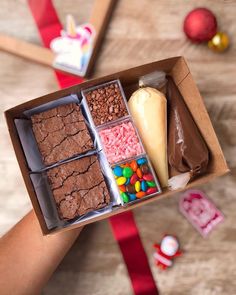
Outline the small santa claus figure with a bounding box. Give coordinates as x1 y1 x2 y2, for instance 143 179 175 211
153 235 182 270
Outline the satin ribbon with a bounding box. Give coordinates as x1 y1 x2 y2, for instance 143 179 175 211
28 0 83 88
27 1 158 294
110 211 159 295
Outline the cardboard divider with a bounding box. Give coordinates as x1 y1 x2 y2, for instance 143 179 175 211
4 57 229 235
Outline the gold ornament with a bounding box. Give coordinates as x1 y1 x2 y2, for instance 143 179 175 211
208 32 230 52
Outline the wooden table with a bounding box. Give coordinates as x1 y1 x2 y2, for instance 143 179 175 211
0 1 236 294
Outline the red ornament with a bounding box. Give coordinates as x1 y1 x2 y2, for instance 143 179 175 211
183 8 217 42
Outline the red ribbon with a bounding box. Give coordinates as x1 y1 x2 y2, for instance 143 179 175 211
28 0 83 88
27 1 158 294
110 211 158 295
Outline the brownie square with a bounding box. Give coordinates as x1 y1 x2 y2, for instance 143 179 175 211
47 155 110 220
84 81 128 126
31 103 93 166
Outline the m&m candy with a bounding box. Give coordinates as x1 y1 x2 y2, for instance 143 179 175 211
121 192 129 203
113 165 123 177
116 177 126 185
123 167 133 178
135 180 141 192
137 158 147 165
112 157 159 204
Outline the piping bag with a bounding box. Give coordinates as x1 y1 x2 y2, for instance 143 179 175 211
128 71 169 187
167 76 209 190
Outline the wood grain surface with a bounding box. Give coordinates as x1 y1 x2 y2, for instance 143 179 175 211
0 1 236 294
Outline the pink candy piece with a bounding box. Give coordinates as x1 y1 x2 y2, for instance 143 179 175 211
179 189 224 238
99 121 143 164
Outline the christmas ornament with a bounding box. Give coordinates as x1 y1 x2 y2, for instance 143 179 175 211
208 32 230 52
183 7 217 42
179 190 224 238
153 235 182 270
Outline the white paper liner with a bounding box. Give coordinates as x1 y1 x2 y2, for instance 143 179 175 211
23 94 79 117
14 94 98 171
30 173 65 230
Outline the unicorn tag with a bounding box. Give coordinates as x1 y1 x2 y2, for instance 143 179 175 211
50 15 95 76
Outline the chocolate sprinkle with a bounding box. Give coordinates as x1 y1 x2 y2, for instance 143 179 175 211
84 81 129 126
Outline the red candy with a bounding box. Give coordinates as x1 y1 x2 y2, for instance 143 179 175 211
143 173 154 181
130 173 138 185
147 187 157 195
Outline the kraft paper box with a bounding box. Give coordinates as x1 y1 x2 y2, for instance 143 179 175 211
5 56 229 235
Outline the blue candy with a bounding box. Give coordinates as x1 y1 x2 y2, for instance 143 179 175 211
113 165 123 177
141 180 148 191
137 158 147 165
125 178 130 185
129 194 136 201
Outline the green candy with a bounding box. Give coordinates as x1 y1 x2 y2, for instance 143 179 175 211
121 192 129 203
122 167 133 178
146 181 156 187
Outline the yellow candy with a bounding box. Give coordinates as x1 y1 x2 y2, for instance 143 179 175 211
116 176 127 185
135 181 141 192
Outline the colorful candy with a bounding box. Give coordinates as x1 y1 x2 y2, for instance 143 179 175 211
130 173 138 185
112 157 159 203
119 185 126 192
130 160 138 171
136 191 146 198
137 158 147 165
121 192 129 203
123 167 133 178
125 177 130 185
140 164 149 174
129 194 137 201
136 168 143 178
147 181 156 187
141 180 148 191
143 173 154 181
113 165 123 177
126 184 136 194
116 177 126 185
135 181 141 192
147 187 157 194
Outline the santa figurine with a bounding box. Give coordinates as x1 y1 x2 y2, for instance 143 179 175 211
153 235 182 270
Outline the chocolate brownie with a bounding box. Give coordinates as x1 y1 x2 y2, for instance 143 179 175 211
84 81 128 126
47 155 110 220
31 103 93 165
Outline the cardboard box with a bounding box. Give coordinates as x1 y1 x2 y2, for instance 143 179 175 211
5 56 229 235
